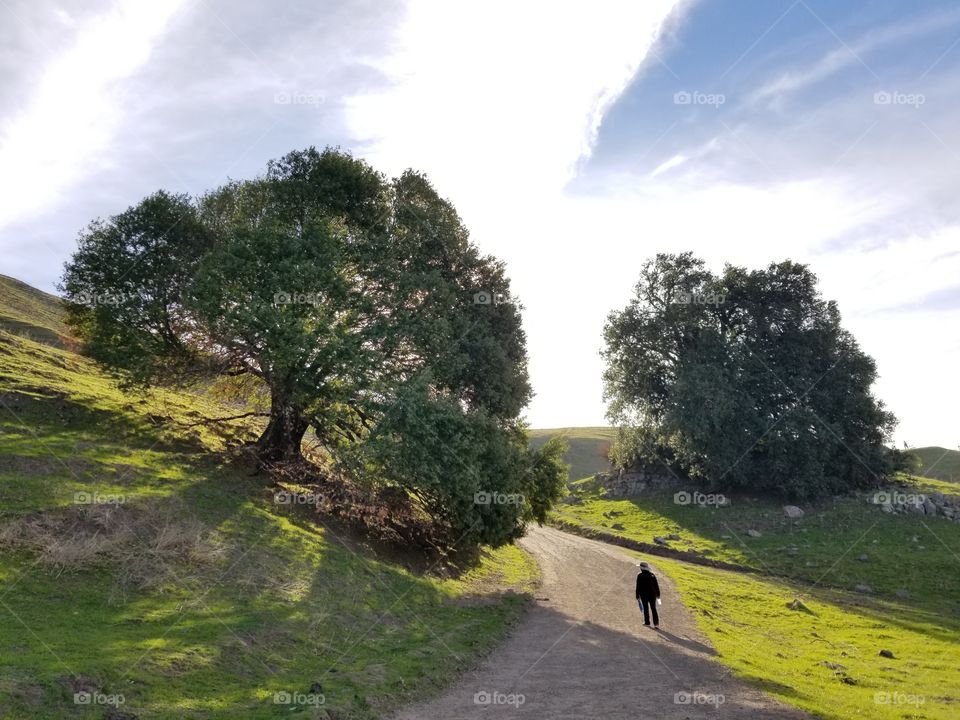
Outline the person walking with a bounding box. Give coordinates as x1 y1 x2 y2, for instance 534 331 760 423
635 561 661 628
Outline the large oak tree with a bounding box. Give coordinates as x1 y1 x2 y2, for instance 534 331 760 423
603 252 899 498
61 147 565 547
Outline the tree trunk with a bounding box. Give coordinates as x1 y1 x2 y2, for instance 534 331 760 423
256 394 309 464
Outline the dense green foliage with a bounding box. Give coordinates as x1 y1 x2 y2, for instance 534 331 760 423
60 147 562 548
603 253 897 497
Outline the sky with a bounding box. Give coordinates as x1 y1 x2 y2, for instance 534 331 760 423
0 0 958 449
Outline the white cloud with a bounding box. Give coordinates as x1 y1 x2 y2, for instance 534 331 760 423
344 0 685 429
748 6 960 106
0 0 187 230
345 0 683 209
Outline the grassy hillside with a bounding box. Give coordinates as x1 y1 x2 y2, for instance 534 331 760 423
0 284 538 718
913 446 960 483
554 479 960 719
528 427 616 481
653 554 959 720
0 274 70 348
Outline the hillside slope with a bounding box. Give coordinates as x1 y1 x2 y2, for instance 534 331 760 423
550 478 960 719
0 279 537 719
912 446 960 482
0 274 70 348
528 427 615 481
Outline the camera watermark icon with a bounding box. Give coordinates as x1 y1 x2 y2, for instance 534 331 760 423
872 490 926 507
473 290 507 305
273 691 325 706
873 90 925 108
74 691 125 707
74 491 125 505
671 291 726 305
274 491 323 506
473 690 525 707
674 490 728 507
474 491 524 506
274 291 323 306
674 90 725 107
674 690 725 707
274 91 325 107
874 691 925 707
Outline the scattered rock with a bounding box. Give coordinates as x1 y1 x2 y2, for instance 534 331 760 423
857 554 869 562
593 467 678 498
560 495 583 505
820 661 857 684
854 584 873 594
878 649 895 659
653 536 669 545
896 589 911 600
923 498 937 516
611 523 625 530
783 505 805 519
785 547 799 556
667 533 681 541
746 529 762 538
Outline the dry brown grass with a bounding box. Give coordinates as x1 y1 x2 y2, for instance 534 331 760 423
0 501 225 592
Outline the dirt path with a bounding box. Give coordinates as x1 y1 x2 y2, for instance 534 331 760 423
392 526 810 720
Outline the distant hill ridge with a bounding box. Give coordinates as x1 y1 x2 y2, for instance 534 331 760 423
912 446 960 483
530 425 960 486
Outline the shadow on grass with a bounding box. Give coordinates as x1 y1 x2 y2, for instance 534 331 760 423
0 461 498 718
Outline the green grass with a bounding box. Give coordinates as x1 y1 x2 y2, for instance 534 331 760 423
912 447 960 483
0 274 70 348
528 427 616 482
650 554 960 720
0 318 538 717
556 476 960 719
554 481 960 613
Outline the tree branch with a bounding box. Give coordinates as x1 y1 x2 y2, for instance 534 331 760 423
179 411 269 427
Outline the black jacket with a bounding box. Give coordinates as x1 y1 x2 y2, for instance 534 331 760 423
635 569 660 600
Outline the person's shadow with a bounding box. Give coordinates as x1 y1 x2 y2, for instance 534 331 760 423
654 627 716 656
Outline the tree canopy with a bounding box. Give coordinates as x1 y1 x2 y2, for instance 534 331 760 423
61 147 566 548
603 252 898 498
